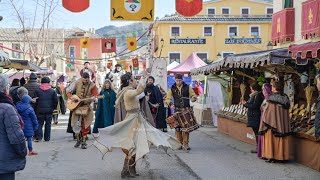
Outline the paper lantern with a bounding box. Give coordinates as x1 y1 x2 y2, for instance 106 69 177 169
80 37 90 48
127 37 137 51
176 0 203 17
62 0 90 13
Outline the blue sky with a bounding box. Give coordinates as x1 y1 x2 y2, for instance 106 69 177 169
0 0 176 30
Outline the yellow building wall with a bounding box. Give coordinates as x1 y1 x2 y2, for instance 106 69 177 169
154 0 273 64
200 0 273 15
155 23 271 62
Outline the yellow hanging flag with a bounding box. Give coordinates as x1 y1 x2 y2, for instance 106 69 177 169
127 37 137 51
111 0 154 22
80 37 90 48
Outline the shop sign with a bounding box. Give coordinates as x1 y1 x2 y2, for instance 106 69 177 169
170 38 206 44
225 38 262 44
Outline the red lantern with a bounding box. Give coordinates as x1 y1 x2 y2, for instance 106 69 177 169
176 0 203 17
62 0 90 13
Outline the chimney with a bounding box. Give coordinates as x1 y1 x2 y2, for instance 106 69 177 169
88 28 91 33
92 28 95 34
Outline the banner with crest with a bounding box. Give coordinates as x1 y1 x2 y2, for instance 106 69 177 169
111 0 154 21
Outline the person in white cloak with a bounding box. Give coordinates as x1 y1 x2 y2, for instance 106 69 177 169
94 71 181 178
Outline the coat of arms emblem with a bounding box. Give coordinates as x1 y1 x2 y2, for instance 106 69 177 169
124 0 141 13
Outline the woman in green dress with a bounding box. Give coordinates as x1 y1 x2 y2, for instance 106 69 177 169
93 79 116 133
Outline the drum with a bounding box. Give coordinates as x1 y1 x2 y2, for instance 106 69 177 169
166 115 179 129
175 109 199 133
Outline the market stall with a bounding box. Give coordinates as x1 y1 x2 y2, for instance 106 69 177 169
191 48 320 171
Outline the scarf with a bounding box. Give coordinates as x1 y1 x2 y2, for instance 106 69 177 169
40 83 52 91
0 92 24 129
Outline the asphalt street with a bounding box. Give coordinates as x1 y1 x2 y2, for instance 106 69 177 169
16 113 320 180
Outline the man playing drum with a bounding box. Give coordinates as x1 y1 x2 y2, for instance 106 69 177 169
166 74 197 150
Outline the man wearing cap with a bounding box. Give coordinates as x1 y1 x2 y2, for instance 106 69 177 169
165 74 197 150
24 73 40 99
106 64 125 92
67 72 98 149
80 62 96 83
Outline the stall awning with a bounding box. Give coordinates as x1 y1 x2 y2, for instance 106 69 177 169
3 60 44 71
0 50 10 67
288 41 320 59
191 48 292 75
168 53 207 74
271 8 295 45
301 0 320 39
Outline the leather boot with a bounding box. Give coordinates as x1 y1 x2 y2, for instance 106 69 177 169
74 134 81 148
129 156 139 176
81 135 87 149
121 158 135 178
183 132 190 150
176 130 183 143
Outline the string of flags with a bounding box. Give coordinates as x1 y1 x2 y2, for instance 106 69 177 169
62 0 203 19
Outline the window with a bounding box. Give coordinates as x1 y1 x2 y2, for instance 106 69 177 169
203 26 213 36
250 26 260 36
171 26 180 36
266 7 273 16
196 53 208 62
169 53 181 63
284 0 293 8
207 8 215 15
228 26 238 36
12 43 21 59
222 52 234 58
241 8 250 17
221 8 230 16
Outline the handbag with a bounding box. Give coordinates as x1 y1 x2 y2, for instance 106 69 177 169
75 106 89 116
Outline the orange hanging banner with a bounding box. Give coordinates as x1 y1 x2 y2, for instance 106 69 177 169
127 37 137 51
111 0 154 21
80 37 90 48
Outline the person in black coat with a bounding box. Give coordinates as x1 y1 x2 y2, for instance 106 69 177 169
34 77 58 142
144 76 167 132
241 82 264 153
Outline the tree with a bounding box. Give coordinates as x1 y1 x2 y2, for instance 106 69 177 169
7 0 62 67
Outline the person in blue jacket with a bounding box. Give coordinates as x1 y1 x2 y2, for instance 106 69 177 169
16 87 39 156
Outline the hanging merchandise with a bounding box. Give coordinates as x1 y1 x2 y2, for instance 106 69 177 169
62 0 90 13
132 58 139 70
80 37 90 48
176 0 203 17
111 0 154 22
101 38 117 53
127 37 137 51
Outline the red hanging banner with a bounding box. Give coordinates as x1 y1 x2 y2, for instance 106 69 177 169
62 0 90 13
132 58 139 70
101 38 117 53
176 0 203 17
271 8 295 45
301 0 320 39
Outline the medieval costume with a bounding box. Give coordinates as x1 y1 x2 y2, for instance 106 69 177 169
144 81 167 131
259 92 291 162
94 77 180 178
93 82 116 133
52 84 66 124
67 77 98 149
257 83 272 158
105 64 125 92
165 74 197 150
